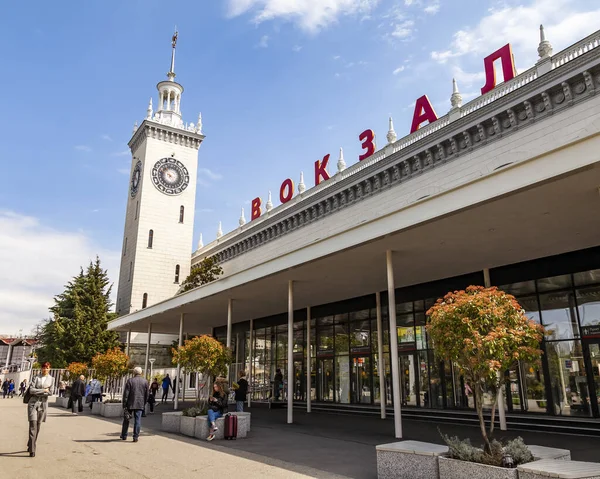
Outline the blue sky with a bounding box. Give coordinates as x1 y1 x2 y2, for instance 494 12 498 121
1 0 599 334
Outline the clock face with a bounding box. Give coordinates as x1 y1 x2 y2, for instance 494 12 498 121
130 161 142 198
151 158 190 195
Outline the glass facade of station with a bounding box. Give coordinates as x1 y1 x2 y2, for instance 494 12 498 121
215 247 600 418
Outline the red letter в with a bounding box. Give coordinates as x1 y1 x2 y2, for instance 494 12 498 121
480 44 517 95
410 95 438 134
314 154 331 186
251 197 262 221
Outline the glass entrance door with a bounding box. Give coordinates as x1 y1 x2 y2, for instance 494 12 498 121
399 354 418 406
585 341 600 417
351 356 372 404
318 358 334 401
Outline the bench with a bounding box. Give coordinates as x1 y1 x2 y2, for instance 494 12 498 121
194 414 249 440
376 441 448 479
518 459 600 479
529 445 571 461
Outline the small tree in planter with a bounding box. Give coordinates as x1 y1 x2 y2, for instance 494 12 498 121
427 286 544 459
92 347 130 402
67 361 89 380
172 335 231 410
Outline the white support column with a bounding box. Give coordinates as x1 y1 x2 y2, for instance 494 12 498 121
125 330 132 356
159 91 163 111
386 250 403 438
306 306 312 413
248 318 253 408
226 299 233 348
175 313 184 410
144 323 152 378
287 280 294 424
483 268 507 431
376 292 386 419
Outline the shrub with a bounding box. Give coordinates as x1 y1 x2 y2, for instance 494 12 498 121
182 406 207 417
441 433 534 467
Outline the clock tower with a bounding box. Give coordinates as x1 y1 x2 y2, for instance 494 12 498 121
116 31 205 316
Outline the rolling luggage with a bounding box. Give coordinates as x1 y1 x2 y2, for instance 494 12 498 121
224 413 238 440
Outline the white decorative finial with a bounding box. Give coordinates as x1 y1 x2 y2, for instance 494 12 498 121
450 78 462 109
298 172 306 194
133 121 138 134
337 147 346 172
537 24 553 60
216 221 223 239
198 233 204 249
386 117 397 144
266 191 273 212
239 207 246 226
147 98 153 119
196 113 203 134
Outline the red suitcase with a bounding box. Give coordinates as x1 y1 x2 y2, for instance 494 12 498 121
224 413 238 440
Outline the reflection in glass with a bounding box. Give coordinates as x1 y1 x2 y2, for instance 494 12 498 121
318 358 334 401
336 355 350 404
588 343 600 410
574 269 600 287
539 292 579 340
518 295 541 324
546 340 592 417
352 356 372 404
577 287 600 328
334 323 350 355
520 359 547 413
399 354 417 406
499 281 536 296
318 327 334 353
537 274 572 292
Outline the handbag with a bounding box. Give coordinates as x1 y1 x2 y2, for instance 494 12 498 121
23 385 32 404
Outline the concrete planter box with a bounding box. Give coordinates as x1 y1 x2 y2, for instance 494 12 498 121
55 397 70 408
376 441 448 479
518 459 600 479
180 416 196 437
91 401 104 415
102 402 123 418
161 412 183 433
438 456 518 479
528 445 571 461
194 415 248 440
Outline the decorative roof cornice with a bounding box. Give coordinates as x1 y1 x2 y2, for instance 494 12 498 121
128 119 205 152
192 39 600 268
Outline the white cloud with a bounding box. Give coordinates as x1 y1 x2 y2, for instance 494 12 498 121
292 45 303 52
423 2 439 14
333 55 341 60
227 0 381 33
101 134 113 142
431 0 600 67
198 168 223 181
0 211 120 335
112 149 130 157
117 168 130 175
74 145 92 152
393 65 406 75
258 34 269 48
451 65 485 87
391 20 414 39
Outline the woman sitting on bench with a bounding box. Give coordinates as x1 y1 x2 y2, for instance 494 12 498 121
207 381 228 441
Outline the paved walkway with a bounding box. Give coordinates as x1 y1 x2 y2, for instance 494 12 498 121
0 399 346 478
3 398 599 479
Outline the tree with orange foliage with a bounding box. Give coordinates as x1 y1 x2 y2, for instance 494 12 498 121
426 286 544 453
92 348 130 401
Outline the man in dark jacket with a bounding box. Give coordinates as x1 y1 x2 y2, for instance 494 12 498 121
121 367 149 442
71 375 86 414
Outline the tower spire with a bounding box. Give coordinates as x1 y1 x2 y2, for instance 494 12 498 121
386 117 397 144
168 27 178 81
450 78 462 109
537 24 553 61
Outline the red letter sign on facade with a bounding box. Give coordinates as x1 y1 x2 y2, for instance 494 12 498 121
314 154 331 186
279 179 294 204
410 95 438 134
358 129 376 161
480 44 517 95
251 197 262 221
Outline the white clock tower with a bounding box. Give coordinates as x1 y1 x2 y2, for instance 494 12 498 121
116 31 205 316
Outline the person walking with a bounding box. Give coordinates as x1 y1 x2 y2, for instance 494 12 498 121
88 378 102 408
273 369 283 401
206 381 228 441
161 374 172 403
71 375 86 414
234 370 248 412
27 362 55 457
120 367 149 442
150 378 159 397
19 379 27 397
58 379 66 398
8 380 15 398
1 379 8 398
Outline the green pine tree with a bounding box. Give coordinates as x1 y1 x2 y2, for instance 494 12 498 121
35 257 120 367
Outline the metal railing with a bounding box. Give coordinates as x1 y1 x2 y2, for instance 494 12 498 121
552 30 600 69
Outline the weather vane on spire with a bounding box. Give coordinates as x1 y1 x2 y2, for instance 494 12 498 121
168 27 178 80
